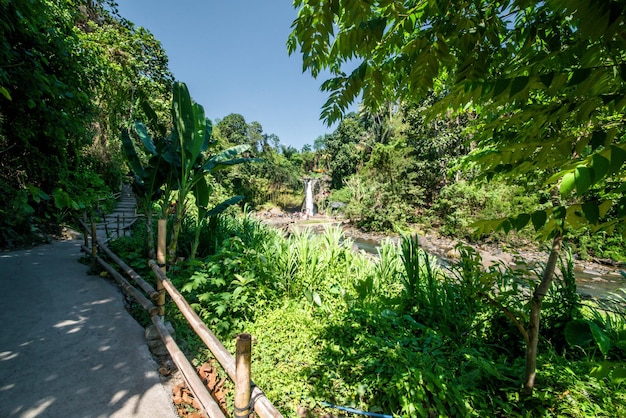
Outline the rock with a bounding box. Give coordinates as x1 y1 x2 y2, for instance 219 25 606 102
445 248 460 259
147 339 169 357
145 321 175 341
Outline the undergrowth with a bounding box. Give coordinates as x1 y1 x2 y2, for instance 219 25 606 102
110 214 626 417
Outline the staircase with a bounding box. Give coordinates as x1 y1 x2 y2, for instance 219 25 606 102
94 184 140 242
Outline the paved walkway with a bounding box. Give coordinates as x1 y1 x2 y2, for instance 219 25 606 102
0 238 178 418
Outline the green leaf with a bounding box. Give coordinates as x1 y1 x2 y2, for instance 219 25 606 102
515 213 530 230
509 76 529 97
598 200 613 218
0 86 11 100
493 78 509 97
133 122 158 156
582 202 600 224
172 82 196 164
568 68 591 86
588 321 611 356
539 72 554 89
565 319 594 348
53 188 73 209
232 286 244 298
574 167 592 195
591 153 610 182
500 219 512 234
313 292 322 307
590 130 607 150
616 196 626 218
120 129 145 179
202 145 251 172
609 145 626 174
553 206 566 220
205 195 244 218
193 176 210 210
531 210 547 231
560 172 576 196
139 95 166 138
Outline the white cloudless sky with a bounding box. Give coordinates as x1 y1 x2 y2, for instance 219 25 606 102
115 1 353 150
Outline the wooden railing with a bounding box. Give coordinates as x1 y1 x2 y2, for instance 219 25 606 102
80 213 283 418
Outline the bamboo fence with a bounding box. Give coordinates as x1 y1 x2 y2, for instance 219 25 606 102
82 213 283 418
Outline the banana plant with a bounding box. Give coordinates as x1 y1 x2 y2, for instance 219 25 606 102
122 82 258 260
165 82 260 261
121 123 172 257
190 176 243 259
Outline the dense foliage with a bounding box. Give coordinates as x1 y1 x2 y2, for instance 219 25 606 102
0 0 171 247
6 1 626 416
113 215 626 417
288 0 626 248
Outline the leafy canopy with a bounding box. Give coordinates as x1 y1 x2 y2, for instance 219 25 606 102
288 0 626 236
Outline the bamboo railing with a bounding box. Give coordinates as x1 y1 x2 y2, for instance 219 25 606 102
81 212 283 418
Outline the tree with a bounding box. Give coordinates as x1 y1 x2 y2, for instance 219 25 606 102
0 0 173 246
289 0 626 395
215 113 249 145
325 113 368 188
1 0 99 244
124 82 256 261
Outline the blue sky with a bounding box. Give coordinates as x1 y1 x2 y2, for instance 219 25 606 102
115 1 350 150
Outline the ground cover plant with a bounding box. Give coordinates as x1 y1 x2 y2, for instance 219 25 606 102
113 214 626 417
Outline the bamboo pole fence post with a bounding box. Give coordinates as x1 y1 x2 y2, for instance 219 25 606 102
102 211 109 238
156 219 167 316
82 211 89 248
117 214 120 239
90 215 97 263
235 333 252 418
122 213 126 237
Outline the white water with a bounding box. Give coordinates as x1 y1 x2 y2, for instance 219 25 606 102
304 179 315 215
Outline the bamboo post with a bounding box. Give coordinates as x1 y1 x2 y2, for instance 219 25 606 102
235 333 252 418
122 212 126 237
102 211 109 238
117 214 120 239
90 216 97 261
82 211 89 248
156 219 167 316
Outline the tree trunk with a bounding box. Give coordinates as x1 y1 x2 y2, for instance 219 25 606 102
523 231 562 396
167 200 184 264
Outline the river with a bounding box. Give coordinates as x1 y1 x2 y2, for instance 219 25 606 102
261 215 626 303
350 236 625 301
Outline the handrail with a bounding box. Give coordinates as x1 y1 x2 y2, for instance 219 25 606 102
151 315 225 418
79 218 159 299
82 234 224 416
81 214 283 417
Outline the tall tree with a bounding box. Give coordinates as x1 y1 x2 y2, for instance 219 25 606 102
1 0 96 243
289 0 626 395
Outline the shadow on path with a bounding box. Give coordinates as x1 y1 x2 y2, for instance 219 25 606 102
0 239 176 418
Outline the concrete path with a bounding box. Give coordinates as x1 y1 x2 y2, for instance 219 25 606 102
0 239 178 418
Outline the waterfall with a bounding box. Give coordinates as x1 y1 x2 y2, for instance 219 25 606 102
304 179 315 215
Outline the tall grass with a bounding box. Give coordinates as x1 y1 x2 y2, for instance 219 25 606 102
154 214 626 417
